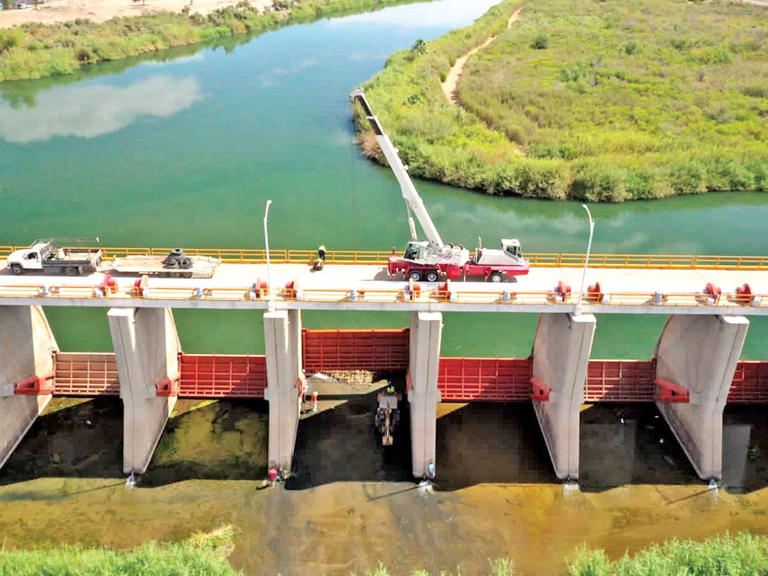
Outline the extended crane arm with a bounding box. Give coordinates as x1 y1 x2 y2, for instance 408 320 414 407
351 89 445 253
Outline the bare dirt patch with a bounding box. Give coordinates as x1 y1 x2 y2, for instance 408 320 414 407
0 0 272 29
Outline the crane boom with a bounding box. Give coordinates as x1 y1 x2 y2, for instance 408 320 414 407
351 89 445 253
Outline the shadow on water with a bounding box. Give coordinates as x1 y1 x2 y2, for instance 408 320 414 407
142 399 269 487
434 403 556 490
2 394 766 493
286 380 414 489
0 398 270 487
0 397 123 485
579 404 768 494
579 404 699 492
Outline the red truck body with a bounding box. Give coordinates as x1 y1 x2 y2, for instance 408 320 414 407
388 256 530 281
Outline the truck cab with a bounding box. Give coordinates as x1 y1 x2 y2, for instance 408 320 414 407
6 240 102 276
7 242 50 273
402 240 429 261
501 239 523 261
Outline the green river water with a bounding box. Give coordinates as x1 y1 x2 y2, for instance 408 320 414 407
1 2 768 574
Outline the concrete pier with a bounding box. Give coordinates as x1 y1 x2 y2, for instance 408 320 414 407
264 309 303 472
531 313 596 480
655 315 749 480
408 311 442 479
0 306 58 469
108 307 181 475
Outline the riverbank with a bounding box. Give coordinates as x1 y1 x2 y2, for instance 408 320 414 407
0 525 240 576
0 0 421 81
357 0 768 201
4 531 767 575
0 0 272 28
3 398 768 575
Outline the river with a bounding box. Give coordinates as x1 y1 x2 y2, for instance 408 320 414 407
0 1 767 574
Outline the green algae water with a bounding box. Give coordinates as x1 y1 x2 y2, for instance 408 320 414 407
1 0 768 359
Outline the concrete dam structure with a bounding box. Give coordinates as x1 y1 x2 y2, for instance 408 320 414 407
2 247 768 482
1 300 765 483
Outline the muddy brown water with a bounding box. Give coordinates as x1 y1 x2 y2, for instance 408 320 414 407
1 387 767 576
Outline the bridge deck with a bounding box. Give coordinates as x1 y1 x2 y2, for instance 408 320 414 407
1 262 767 314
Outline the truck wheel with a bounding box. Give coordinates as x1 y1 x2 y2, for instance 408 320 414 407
407 270 422 282
425 270 439 282
488 272 504 283
10 264 23 275
65 266 78 276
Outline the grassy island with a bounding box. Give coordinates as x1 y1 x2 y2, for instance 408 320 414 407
358 0 768 201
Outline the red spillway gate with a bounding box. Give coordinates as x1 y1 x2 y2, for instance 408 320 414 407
179 354 266 398
54 352 120 396
437 357 531 402
302 328 409 372
728 361 768 403
49 332 768 404
584 360 657 403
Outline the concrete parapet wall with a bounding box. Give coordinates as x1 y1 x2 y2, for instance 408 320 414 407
108 307 180 474
655 314 749 480
0 305 58 469
264 309 303 471
408 311 442 479
531 312 596 480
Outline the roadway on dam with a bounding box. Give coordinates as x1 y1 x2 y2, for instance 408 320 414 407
1 260 767 314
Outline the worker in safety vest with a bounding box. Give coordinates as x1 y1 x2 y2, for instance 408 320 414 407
318 245 326 261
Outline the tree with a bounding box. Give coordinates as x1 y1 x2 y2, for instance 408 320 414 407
410 38 427 56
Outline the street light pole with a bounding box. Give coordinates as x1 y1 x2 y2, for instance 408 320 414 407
575 203 595 313
264 199 274 309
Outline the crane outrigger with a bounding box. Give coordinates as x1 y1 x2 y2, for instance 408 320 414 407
351 89 529 282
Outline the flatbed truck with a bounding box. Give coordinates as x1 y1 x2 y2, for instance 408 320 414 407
6 241 220 278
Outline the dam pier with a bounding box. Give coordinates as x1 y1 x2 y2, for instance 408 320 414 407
1 249 767 482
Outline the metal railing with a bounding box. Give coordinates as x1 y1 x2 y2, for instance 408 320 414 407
2 244 768 270
1 281 764 310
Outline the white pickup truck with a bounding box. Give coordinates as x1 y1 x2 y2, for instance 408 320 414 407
6 241 220 278
7 241 103 276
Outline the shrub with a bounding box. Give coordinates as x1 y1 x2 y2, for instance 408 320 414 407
0 28 25 52
703 157 756 192
501 159 571 199
571 161 627 202
621 40 639 55
531 35 549 50
668 159 708 194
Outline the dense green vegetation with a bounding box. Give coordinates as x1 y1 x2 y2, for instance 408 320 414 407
0 525 241 575
359 0 768 201
0 0 418 82
361 533 768 575
3 529 767 575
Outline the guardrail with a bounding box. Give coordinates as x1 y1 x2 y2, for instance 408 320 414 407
0 282 765 310
2 245 768 270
